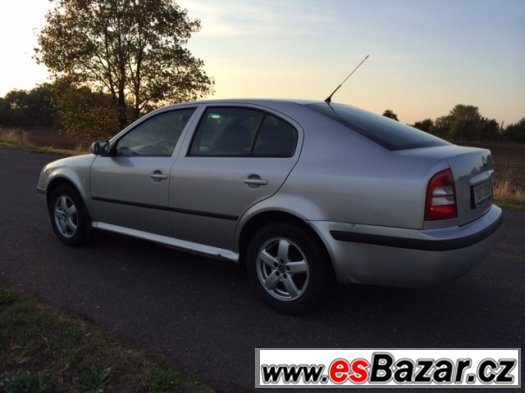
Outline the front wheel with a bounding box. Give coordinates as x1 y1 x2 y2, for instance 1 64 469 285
48 184 89 246
246 222 334 314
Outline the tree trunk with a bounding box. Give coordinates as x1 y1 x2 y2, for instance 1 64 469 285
117 85 127 129
116 10 128 129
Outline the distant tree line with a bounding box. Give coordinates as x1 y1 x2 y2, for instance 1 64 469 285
0 85 54 128
0 82 119 140
1 87 524 144
383 106 525 143
382 109 399 121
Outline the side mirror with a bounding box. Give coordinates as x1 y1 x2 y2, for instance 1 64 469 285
91 141 110 156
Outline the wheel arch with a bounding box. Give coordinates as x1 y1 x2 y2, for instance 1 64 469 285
236 210 333 271
45 176 92 224
47 176 78 205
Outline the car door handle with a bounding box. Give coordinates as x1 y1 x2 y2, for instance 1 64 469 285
150 171 168 181
244 175 268 187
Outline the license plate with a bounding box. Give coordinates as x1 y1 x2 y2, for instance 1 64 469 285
472 180 493 207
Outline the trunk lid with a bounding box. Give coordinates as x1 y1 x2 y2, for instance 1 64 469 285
397 144 494 225
446 147 494 225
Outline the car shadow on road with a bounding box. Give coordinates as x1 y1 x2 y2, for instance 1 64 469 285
86 229 516 351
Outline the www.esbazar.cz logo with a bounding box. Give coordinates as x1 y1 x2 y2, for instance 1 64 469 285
256 349 521 388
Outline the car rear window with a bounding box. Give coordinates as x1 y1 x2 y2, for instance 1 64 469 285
305 103 449 150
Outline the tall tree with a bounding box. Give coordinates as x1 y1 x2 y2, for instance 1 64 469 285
382 109 399 121
446 104 483 140
0 97 10 125
430 115 451 139
52 77 121 140
479 117 501 141
505 118 525 143
413 118 433 132
36 0 213 128
429 104 501 141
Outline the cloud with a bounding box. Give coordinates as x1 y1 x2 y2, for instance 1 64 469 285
177 0 330 37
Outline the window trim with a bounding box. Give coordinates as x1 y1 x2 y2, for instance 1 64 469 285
249 113 267 155
110 106 198 158
186 106 299 158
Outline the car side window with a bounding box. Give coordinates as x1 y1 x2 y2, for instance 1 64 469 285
189 107 298 157
189 108 264 156
115 108 195 157
253 115 298 157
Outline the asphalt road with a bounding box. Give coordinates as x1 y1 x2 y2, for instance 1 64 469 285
0 148 523 392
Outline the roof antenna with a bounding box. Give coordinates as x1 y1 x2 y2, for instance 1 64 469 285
324 54 370 104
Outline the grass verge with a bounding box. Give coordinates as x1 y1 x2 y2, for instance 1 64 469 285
0 141 81 156
494 197 525 211
493 172 525 211
0 284 213 393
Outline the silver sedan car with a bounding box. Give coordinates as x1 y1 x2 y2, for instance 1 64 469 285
37 99 502 314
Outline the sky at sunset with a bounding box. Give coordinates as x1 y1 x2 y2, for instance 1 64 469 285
0 0 524 124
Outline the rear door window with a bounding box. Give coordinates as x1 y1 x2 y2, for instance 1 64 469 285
189 107 298 157
189 107 263 156
253 115 297 157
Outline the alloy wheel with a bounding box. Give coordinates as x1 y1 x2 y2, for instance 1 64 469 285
53 195 78 238
256 238 309 301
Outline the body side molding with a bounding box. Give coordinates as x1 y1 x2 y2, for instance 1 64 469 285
92 196 238 221
330 213 503 251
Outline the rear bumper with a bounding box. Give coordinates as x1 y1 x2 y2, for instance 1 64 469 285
311 205 503 286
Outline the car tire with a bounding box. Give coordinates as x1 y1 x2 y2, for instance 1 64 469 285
246 222 334 314
48 184 90 246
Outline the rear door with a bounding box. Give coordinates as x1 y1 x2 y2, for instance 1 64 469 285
169 105 303 249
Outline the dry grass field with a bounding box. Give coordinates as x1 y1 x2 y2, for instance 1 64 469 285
462 142 525 208
0 127 88 151
1 127 524 208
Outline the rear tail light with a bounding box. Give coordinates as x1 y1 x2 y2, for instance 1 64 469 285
425 169 457 221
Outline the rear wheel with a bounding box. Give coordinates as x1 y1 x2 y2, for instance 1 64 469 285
48 184 89 246
246 222 333 314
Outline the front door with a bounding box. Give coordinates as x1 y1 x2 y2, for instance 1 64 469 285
169 106 302 250
90 107 197 236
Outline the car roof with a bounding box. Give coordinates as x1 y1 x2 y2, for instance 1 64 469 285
164 98 324 109
194 98 320 105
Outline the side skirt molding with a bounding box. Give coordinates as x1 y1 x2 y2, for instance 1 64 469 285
91 221 239 262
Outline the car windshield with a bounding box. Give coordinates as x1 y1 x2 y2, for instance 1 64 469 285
304 102 449 150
